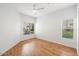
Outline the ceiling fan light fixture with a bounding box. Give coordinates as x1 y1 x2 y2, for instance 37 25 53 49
33 9 37 13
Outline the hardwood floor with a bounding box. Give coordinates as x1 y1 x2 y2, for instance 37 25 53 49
2 38 77 56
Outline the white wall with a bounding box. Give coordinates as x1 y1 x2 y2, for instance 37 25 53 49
77 4 79 55
0 4 21 55
35 5 77 48
0 3 77 55
20 14 36 40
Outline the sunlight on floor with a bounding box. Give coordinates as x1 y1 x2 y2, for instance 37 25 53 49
21 42 35 55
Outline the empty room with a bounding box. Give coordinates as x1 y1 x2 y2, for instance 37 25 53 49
0 3 78 56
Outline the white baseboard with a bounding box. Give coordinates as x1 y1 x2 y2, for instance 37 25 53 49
0 39 22 56
0 37 37 56
37 37 76 49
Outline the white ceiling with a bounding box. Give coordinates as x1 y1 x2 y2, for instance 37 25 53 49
14 3 75 17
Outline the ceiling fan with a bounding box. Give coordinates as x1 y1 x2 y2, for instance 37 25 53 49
33 4 45 11
32 3 46 13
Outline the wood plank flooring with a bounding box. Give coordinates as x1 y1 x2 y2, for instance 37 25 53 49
2 38 77 56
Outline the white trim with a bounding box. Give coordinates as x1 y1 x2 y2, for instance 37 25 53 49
0 39 22 56
77 4 79 56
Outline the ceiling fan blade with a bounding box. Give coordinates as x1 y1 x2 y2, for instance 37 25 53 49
37 8 45 10
33 4 36 10
33 4 45 10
